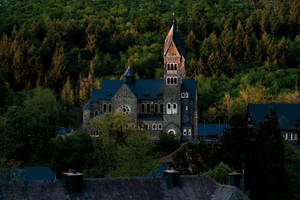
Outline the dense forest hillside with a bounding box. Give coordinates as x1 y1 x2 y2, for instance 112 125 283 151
0 0 299 121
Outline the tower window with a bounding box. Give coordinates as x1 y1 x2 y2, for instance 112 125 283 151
167 103 172 114
147 104 150 113
160 104 163 113
174 78 177 84
173 103 177 114
171 64 173 70
174 64 177 70
108 104 112 112
167 64 170 70
167 78 170 85
171 78 173 84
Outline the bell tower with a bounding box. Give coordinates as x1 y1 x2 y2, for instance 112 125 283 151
163 23 186 139
163 23 186 83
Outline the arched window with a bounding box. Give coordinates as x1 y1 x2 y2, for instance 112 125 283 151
158 123 163 130
173 103 177 114
167 64 170 70
174 64 177 70
168 129 176 135
103 104 107 112
167 103 172 114
171 78 173 84
147 104 150 113
141 104 145 113
154 104 158 113
152 123 157 130
174 77 177 84
167 78 170 85
108 104 112 112
160 104 163 113
171 64 173 70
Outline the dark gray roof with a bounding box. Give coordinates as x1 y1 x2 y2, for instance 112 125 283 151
23 167 56 182
164 24 186 57
198 124 230 137
248 103 300 130
85 79 197 109
0 175 249 200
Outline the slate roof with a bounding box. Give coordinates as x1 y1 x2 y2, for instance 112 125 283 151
198 124 230 137
164 24 186 57
85 79 197 109
248 103 300 130
23 167 56 182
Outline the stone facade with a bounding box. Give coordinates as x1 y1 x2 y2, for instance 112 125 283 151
83 24 198 141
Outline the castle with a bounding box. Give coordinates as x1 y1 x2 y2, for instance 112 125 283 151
83 24 198 141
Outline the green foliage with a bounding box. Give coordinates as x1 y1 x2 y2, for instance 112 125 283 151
155 132 179 156
4 87 60 165
50 131 93 177
204 162 233 184
87 112 158 177
248 109 291 200
173 141 217 174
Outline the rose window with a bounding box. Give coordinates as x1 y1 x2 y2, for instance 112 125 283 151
119 105 131 114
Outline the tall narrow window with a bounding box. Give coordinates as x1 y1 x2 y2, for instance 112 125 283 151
141 104 145 113
174 78 177 84
173 103 177 114
160 104 163 113
154 104 158 113
167 64 170 70
147 104 150 113
171 64 173 70
167 78 170 85
103 104 107 112
171 78 173 84
108 104 112 112
174 64 177 70
167 103 172 114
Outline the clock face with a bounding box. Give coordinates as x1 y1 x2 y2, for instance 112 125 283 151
119 105 131 114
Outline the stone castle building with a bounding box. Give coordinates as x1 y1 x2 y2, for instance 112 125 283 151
83 24 198 140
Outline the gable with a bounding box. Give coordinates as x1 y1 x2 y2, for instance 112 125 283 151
113 83 137 99
165 41 180 57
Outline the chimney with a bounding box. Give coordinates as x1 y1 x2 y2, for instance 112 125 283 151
163 169 181 189
62 170 84 194
228 171 241 189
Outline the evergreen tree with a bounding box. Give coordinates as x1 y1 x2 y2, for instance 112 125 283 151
248 109 291 200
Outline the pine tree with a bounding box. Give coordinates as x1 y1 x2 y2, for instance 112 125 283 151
249 109 291 200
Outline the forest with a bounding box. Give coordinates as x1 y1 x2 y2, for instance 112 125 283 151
0 0 299 199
